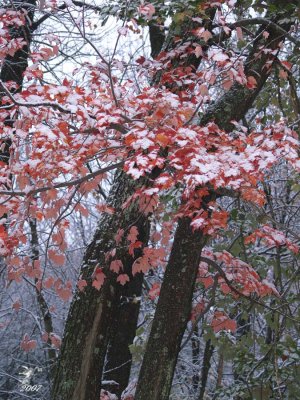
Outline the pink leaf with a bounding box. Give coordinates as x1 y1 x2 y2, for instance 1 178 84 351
148 283 161 300
139 3 155 20
117 274 130 285
50 333 61 349
92 267 105 290
110 259 123 273
127 226 139 243
115 228 124 244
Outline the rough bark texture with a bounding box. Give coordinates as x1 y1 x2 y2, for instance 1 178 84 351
102 272 143 397
135 218 207 400
135 7 296 399
51 172 150 400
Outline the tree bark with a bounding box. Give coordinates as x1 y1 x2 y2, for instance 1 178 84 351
135 218 207 400
51 172 150 400
102 272 143 397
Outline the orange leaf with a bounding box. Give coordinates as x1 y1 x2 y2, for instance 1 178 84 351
156 133 170 146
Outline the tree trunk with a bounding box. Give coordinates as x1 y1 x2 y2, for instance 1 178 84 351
51 172 150 400
0 0 36 162
102 272 143 397
135 218 207 400
198 339 214 400
191 325 200 393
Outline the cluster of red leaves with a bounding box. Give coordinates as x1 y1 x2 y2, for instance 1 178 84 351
245 225 299 254
0 9 26 61
211 311 237 333
198 249 280 298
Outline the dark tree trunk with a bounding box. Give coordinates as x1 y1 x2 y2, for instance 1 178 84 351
0 0 36 163
51 172 151 400
191 325 201 393
102 272 143 397
198 339 214 400
135 218 207 400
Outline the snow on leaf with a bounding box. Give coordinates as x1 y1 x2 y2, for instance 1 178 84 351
211 50 229 62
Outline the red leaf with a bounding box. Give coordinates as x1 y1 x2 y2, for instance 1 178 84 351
246 75 257 89
12 300 21 312
50 333 61 349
